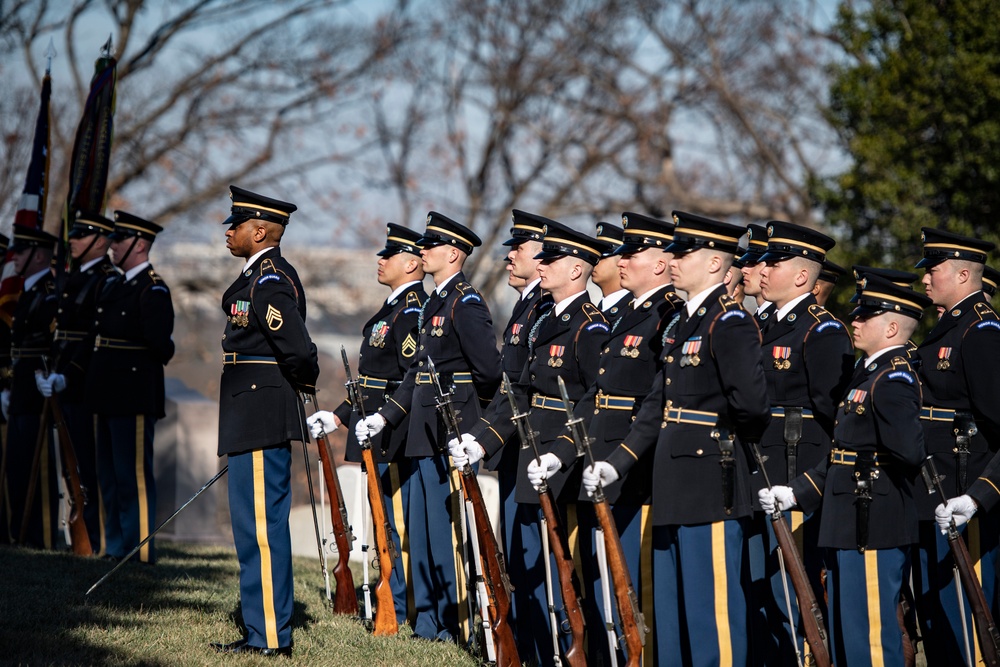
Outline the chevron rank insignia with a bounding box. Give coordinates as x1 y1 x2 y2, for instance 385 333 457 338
265 304 284 330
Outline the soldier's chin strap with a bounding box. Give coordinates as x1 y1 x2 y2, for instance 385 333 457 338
16 247 36 277
114 236 140 269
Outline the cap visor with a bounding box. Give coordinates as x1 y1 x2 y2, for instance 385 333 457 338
757 250 796 264
533 249 567 261
664 240 695 254
915 256 943 269
613 242 645 256
223 213 252 227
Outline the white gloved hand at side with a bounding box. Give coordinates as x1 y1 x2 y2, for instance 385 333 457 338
582 461 620 497
935 495 978 534
306 410 338 439
49 373 66 394
354 413 386 442
759 485 797 514
447 433 484 469
1 389 9 421
526 452 562 490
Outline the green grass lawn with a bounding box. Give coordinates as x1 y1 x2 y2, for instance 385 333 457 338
0 542 481 666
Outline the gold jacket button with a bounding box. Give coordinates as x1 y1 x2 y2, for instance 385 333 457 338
594 409 600 415
696 449 704 456
665 378 672 385
251 384 257 389
599 368 605 375
666 355 674 363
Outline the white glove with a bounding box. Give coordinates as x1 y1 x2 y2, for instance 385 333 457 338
526 453 562 490
447 433 484 469
1 389 8 421
936 495 978 534
355 413 386 442
306 410 338 439
759 486 797 513
582 461 620 497
49 373 66 394
35 370 52 397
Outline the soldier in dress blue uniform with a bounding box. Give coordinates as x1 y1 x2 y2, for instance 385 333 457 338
308 222 426 626
761 275 930 666
905 228 1000 665
451 219 609 667
813 259 846 307
211 186 317 657
739 223 775 325
445 209 549 656
593 222 630 320
36 211 118 552
750 221 854 663
84 212 174 564
850 266 921 359
585 211 771 667
564 211 684 666
356 212 501 643
0 232 12 543
4 227 58 549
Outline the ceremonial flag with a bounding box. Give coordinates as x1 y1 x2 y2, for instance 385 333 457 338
60 40 117 271
0 71 52 324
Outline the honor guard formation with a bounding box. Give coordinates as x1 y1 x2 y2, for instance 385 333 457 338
6 187 1000 667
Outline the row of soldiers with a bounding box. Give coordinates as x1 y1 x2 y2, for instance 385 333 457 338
303 209 1000 666
0 213 174 565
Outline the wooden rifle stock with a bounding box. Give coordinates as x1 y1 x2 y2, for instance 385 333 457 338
48 398 93 556
314 431 359 615
557 376 644 665
428 360 519 663
750 441 831 667
459 467 520 667
360 446 398 635
504 374 585 667
924 456 1000 665
537 487 587 667
341 346 398 633
592 500 644 665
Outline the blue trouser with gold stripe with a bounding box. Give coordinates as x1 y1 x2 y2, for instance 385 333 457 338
95 414 156 562
654 519 748 667
913 518 1000 665
6 413 58 548
379 460 412 625
827 547 907 666
229 445 293 650
408 454 469 641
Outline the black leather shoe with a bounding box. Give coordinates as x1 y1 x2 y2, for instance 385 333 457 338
211 638 292 657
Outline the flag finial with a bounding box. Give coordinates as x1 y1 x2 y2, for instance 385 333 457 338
101 34 113 57
45 37 56 74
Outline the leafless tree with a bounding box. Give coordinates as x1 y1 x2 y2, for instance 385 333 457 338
1 0 409 233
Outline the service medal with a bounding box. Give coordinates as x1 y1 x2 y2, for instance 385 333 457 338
548 345 565 367
369 321 390 348
431 316 445 337
937 346 952 370
230 300 251 328
510 323 522 346
621 334 643 358
681 337 702 367
772 346 791 370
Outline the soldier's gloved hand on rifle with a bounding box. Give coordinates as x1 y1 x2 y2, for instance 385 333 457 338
35 370 66 397
526 453 562 490
1 389 8 421
355 413 386 442
306 411 339 439
935 495 978 533
582 462 619 497
758 486 797 514
447 433 484 468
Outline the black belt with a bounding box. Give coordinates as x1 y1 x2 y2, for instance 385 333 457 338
223 353 277 365
95 335 147 351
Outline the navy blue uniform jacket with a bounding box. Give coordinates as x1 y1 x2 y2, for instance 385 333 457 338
790 352 925 549
218 250 318 456
334 282 426 463
606 285 770 526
